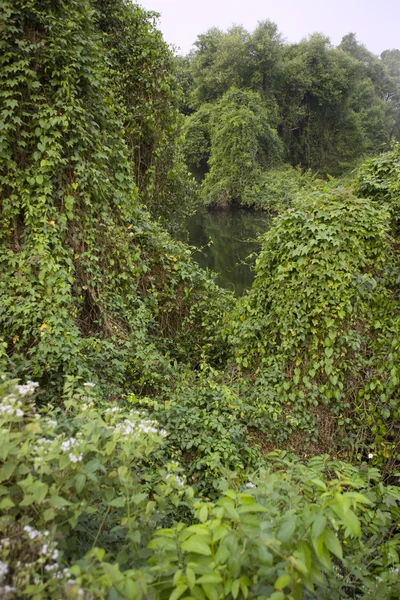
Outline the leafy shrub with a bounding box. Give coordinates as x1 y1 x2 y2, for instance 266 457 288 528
0 0 231 398
2 381 400 599
201 88 283 207
228 191 400 465
246 166 321 212
0 377 189 598
355 143 400 230
131 371 263 493
182 104 213 180
149 452 400 600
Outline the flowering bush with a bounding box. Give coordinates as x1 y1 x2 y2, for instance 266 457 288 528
1 380 400 598
0 378 187 598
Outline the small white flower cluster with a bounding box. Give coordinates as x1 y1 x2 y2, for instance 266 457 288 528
60 437 77 452
368 453 374 459
0 585 15 597
0 394 24 418
105 406 121 414
166 473 185 487
244 482 256 489
41 544 59 562
115 416 166 438
83 382 95 388
0 561 9 581
60 437 83 463
24 525 49 541
17 381 39 396
79 402 94 412
138 421 167 437
69 453 83 463
37 437 53 447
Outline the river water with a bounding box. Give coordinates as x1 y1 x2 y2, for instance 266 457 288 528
178 208 271 296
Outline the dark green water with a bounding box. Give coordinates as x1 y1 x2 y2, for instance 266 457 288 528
180 208 271 296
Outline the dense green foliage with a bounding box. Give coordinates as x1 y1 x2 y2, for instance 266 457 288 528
355 143 400 230
180 25 400 207
1 381 400 599
2 1 400 599
0 0 230 398
229 191 400 466
201 89 282 207
91 0 197 223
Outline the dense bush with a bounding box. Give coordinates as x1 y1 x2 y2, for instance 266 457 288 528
2 3 400 599
131 371 263 493
355 143 400 230
228 191 400 466
200 88 283 207
1 381 400 599
0 378 189 598
0 0 231 398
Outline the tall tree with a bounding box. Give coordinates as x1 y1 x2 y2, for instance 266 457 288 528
190 26 252 106
91 0 196 221
201 88 282 206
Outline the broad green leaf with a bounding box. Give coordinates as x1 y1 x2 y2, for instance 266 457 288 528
186 566 196 589
202 583 219 600
237 502 268 514
197 574 223 584
169 584 187 600
311 515 326 538
274 574 291 590
277 516 297 542
181 535 212 556
109 496 126 507
323 528 343 559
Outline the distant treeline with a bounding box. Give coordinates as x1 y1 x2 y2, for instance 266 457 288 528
177 25 400 205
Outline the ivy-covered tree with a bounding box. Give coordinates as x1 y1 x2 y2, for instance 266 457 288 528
201 88 283 206
0 0 230 396
91 0 197 222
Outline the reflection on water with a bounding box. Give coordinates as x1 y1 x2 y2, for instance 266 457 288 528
178 208 271 296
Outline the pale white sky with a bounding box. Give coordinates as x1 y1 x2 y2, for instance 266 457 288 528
137 0 399 56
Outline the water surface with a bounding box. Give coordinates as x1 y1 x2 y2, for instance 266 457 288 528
180 208 271 296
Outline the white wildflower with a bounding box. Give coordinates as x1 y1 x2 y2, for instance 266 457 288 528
0 561 8 581
244 482 256 488
83 382 95 388
45 564 58 572
37 437 53 446
69 453 83 463
368 453 374 459
0 586 15 597
24 525 42 540
61 438 77 451
16 381 39 396
41 544 49 556
166 473 185 487
0 395 24 418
